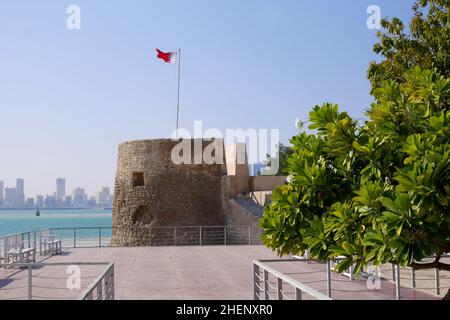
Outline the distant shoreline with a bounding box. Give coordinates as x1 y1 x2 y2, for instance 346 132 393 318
0 208 112 211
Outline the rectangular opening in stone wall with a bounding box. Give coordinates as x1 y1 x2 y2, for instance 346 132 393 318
132 172 145 187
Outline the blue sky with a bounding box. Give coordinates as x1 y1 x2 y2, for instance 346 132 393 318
0 0 415 197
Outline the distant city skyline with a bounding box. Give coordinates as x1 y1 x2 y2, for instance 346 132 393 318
0 177 112 209
0 177 112 200
0 1 415 196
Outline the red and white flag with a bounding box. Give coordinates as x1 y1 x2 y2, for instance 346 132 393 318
156 49 177 64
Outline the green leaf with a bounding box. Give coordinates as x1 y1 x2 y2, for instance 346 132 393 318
396 224 403 236
335 258 354 273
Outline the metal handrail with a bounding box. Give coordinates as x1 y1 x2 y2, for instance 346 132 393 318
1 224 263 259
78 262 114 300
0 261 114 300
48 225 262 248
1 226 263 255
253 259 332 300
256 256 450 300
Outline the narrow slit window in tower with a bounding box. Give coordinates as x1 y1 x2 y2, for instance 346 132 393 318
132 172 145 187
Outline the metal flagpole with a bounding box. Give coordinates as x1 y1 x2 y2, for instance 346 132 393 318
176 48 181 139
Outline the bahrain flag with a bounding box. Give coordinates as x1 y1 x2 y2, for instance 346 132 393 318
156 49 177 64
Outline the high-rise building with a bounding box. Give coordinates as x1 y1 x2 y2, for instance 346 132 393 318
95 187 112 207
36 195 44 208
26 198 35 208
88 196 97 208
102 187 110 197
56 178 66 200
44 195 56 208
95 191 106 206
0 180 4 207
4 188 17 208
16 178 25 208
63 195 72 208
72 187 87 207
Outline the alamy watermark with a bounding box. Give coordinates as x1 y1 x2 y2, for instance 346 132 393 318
367 5 381 30
66 265 81 290
170 121 280 175
66 5 81 30
366 264 382 290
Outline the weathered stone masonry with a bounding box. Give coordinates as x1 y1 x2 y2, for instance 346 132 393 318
111 138 286 246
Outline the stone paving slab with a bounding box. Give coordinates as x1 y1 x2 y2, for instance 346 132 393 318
0 246 444 300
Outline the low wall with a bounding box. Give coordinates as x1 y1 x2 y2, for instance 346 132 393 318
223 197 264 245
249 176 287 192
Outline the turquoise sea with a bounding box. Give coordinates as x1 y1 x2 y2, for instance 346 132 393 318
0 209 112 237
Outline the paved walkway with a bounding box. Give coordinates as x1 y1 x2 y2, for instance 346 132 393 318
0 246 443 300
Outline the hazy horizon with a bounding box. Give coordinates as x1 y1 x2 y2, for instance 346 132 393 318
0 0 415 197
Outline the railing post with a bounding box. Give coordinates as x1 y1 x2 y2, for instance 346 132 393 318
96 282 103 300
109 264 115 300
392 263 396 281
411 267 416 288
305 249 310 264
199 227 202 246
253 263 260 300
277 277 283 300
4 237 7 264
104 268 110 300
349 264 355 280
395 264 401 300
263 270 269 300
376 266 381 285
28 265 32 300
435 269 440 296
150 227 153 246
74 229 77 248
224 227 227 246
98 228 102 247
174 227 177 246
295 288 302 300
326 260 332 298
39 230 42 255
32 231 36 262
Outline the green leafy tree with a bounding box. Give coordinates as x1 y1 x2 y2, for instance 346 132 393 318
261 67 450 297
262 143 293 176
262 1 450 298
368 0 450 93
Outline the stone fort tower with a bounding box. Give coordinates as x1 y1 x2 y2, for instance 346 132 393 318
111 138 286 246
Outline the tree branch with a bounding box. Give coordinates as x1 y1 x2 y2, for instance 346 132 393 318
410 255 450 271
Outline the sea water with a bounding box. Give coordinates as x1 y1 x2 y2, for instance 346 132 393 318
0 209 112 237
